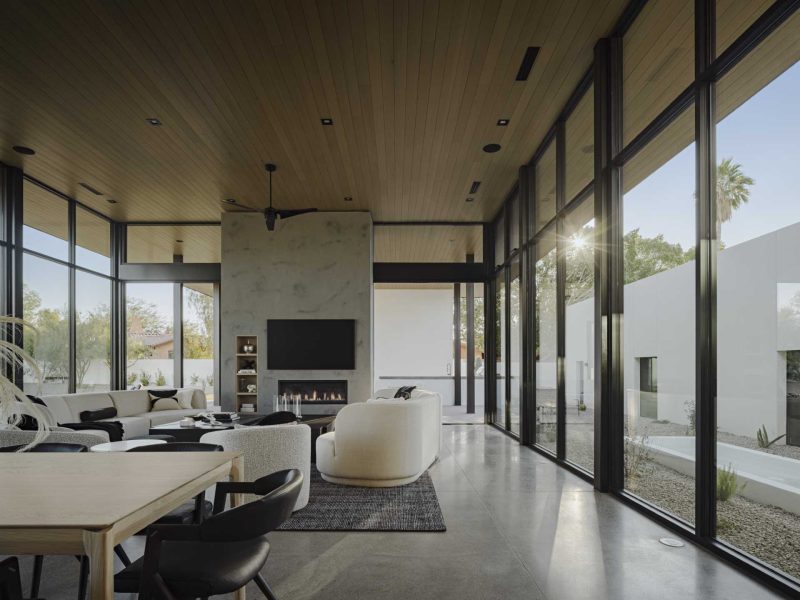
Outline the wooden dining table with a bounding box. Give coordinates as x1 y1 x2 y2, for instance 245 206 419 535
0 451 245 599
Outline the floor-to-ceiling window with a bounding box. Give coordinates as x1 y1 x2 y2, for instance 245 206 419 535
564 197 595 472
535 226 557 453
621 108 696 524
713 8 800 580
21 179 113 396
495 272 506 429
509 258 521 435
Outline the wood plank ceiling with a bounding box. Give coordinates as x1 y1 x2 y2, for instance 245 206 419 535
0 0 627 225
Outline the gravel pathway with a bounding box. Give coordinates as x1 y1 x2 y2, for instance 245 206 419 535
557 417 800 580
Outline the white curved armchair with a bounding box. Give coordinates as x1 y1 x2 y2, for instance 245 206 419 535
316 390 441 487
201 423 311 511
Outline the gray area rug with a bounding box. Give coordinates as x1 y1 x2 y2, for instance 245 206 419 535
278 467 446 532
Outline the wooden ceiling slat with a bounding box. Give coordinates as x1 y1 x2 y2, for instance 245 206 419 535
0 0 629 224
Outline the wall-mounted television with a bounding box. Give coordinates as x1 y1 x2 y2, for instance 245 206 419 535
267 319 356 370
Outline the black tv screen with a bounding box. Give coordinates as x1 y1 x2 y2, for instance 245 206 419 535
267 319 356 370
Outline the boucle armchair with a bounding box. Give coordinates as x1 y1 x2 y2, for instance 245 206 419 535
0 428 109 449
201 423 310 511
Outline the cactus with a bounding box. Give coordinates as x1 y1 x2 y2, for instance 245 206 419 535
756 425 786 448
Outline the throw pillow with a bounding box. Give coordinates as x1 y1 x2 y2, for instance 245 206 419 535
79 406 118 422
175 391 194 409
394 385 417 399
150 397 181 411
17 395 47 430
148 388 179 399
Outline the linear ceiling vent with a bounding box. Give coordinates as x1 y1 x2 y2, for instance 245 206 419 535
515 47 540 81
78 182 104 195
470 181 481 194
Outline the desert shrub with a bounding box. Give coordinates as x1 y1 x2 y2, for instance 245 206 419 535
624 418 651 482
717 464 745 502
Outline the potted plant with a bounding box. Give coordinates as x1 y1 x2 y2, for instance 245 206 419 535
0 316 50 449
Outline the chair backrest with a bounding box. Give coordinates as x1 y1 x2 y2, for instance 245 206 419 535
0 556 24 600
201 469 303 542
258 411 298 426
0 442 88 453
127 442 224 452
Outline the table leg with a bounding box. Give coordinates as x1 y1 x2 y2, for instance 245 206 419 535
82 529 112 599
230 455 245 508
230 455 246 600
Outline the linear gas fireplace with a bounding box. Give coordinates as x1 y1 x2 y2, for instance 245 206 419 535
278 380 348 404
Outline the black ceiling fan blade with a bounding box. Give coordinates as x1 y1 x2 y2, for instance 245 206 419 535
277 208 318 219
220 199 262 212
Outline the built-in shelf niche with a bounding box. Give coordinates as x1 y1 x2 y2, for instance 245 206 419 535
235 335 259 413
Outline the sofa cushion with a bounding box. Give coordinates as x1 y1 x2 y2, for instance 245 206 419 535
109 390 151 417
144 408 206 426
100 416 150 439
40 395 73 425
60 393 114 422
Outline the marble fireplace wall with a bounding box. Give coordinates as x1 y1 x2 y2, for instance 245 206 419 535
220 212 373 414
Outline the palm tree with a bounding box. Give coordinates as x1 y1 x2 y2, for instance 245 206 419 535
716 157 754 239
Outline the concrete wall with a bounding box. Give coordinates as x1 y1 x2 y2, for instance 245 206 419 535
220 212 373 413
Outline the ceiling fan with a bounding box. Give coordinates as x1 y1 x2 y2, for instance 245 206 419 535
222 163 317 231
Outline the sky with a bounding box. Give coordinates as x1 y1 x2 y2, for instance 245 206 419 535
625 60 800 250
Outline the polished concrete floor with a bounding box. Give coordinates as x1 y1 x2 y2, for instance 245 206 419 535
15 425 781 599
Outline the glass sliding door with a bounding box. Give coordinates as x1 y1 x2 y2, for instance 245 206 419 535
75 271 111 392
535 226 557 452
622 108 696 524
714 11 800 579
564 198 595 472
183 284 215 405
126 283 175 388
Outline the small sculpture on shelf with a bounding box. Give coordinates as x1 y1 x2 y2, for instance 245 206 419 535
242 339 255 354
246 384 257 393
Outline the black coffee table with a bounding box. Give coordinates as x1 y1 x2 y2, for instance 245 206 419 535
149 414 265 442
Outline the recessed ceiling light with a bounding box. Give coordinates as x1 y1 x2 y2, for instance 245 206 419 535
321 118 334 125
224 198 237 204
483 143 501 153
344 196 353 202
106 198 118 204
146 118 162 126
469 181 481 194
12 145 35 155
497 119 510 126
176 239 184 243
78 182 103 195
465 197 475 203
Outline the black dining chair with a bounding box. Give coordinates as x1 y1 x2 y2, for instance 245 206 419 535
127 442 224 524
0 442 88 452
0 557 24 600
258 411 298 426
114 469 303 600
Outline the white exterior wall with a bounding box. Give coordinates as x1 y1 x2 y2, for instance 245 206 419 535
374 288 455 402
560 221 800 438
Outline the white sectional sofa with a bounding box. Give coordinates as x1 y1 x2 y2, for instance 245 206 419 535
37 388 208 440
315 388 442 487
